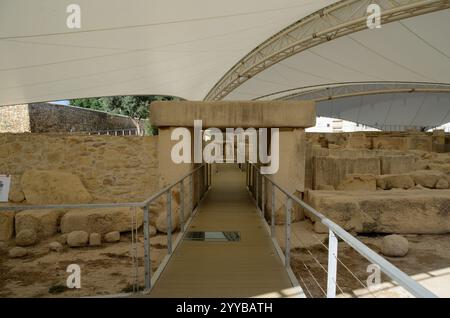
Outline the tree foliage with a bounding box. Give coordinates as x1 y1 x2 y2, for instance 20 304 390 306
70 95 176 135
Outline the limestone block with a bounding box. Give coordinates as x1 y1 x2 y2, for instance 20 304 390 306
21 170 93 204
306 190 450 234
61 207 143 234
317 184 335 190
336 174 377 191
0 211 15 241
376 174 415 190
9 247 28 258
151 101 316 128
49 241 63 253
67 231 89 247
104 231 120 243
409 170 447 188
155 210 180 233
15 209 65 238
89 233 102 246
16 229 37 246
313 156 380 189
380 155 416 175
372 137 407 151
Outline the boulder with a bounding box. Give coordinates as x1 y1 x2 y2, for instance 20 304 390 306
306 190 450 234
155 210 180 233
15 209 65 239
376 174 415 190
104 231 120 243
49 241 63 253
336 174 376 191
21 170 92 204
9 246 28 258
436 179 449 189
15 229 37 246
67 231 89 247
0 211 15 241
409 170 447 188
381 235 409 257
60 207 143 234
89 233 102 246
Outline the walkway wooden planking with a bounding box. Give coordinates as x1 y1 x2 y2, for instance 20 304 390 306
148 164 304 298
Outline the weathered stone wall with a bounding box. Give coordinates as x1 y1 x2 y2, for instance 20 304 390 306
0 103 145 133
0 133 159 203
0 104 30 133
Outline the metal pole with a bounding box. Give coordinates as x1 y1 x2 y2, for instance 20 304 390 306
190 174 194 216
179 181 185 233
255 168 259 211
166 190 173 254
261 176 265 217
285 197 292 268
246 163 249 187
143 204 151 291
197 168 200 205
271 184 275 238
327 229 338 298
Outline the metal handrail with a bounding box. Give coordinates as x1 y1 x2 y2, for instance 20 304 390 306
247 162 437 298
0 164 206 212
0 163 211 296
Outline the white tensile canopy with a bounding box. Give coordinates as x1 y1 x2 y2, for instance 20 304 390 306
1 0 449 128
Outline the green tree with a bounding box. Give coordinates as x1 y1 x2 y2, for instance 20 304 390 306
70 95 176 135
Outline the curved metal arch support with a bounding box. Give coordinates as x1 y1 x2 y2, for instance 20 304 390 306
273 82 450 102
204 0 450 101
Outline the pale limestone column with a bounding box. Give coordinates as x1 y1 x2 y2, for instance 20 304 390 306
156 127 194 229
265 128 306 224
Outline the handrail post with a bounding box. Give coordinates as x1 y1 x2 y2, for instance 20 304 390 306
255 168 259 211
197 168 200 205
190 173 194 216
179 180 185 233
261 176 265 218
285 197 292 268
327 229 338 298
166 190 173 254
271 184 275 238
143 204 151 291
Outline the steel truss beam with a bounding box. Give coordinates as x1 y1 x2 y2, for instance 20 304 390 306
204 0 450 101
271 82 450 102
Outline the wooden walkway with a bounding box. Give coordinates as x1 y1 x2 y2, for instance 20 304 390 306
148 164 303 298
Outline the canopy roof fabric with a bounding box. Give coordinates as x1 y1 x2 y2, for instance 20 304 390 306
1 1 449 128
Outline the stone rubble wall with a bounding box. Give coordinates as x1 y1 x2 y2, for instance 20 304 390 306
0 133 159 203
0 103 146 133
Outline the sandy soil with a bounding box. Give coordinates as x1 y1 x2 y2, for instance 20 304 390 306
0 232 170 297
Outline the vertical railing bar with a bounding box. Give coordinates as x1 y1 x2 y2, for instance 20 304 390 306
327 229 338 298
271 184 276 238
285 197 292 268
143 204 151 291
255 167 259 212
261 176 265 218
197 167 200 206
179 180 185 233
190 173 194 217
166 189 173 254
